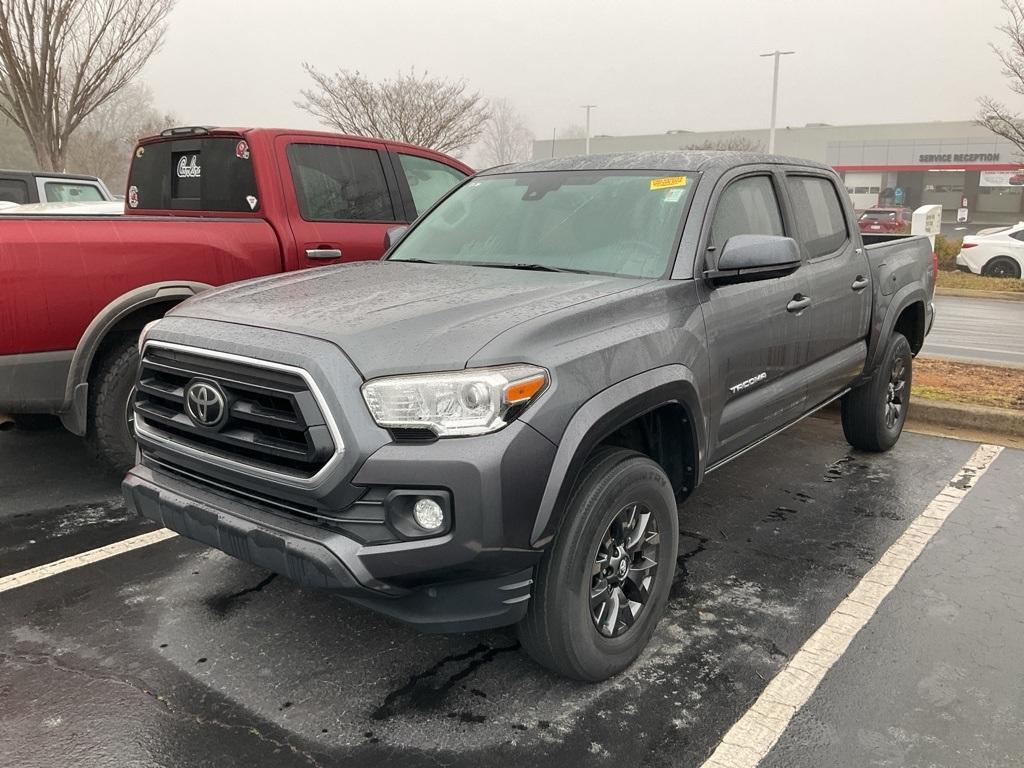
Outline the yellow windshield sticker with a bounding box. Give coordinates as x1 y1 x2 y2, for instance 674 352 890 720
650 176 687 190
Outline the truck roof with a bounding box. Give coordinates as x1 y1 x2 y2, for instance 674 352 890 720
135 126 471 160
0 168 105 183
481 150 834 175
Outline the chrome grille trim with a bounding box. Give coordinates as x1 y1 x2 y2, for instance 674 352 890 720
134 340 345 489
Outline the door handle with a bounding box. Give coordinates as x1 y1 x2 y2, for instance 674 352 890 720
851 276 870 291
787 295 811 313
306 248 343 260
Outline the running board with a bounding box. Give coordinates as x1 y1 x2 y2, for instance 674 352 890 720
705 389 851 475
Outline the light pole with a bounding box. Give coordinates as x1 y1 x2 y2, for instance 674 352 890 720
581 104 597 155
759 50 794 154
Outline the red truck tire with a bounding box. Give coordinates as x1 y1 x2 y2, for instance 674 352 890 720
87 337 139 472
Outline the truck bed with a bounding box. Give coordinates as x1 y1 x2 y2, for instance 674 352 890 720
862 234 936 371
0 215 283 356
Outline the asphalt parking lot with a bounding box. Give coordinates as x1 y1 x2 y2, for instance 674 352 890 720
1 417 1022 767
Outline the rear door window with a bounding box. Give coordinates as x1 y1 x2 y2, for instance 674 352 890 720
43 182 105 203
786 175 849 258
287 144 396 222
709 175 785 250
128 137 259 212
397 153 466 215
0 178 29 204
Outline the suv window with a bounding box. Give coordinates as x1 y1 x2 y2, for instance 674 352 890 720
398 154 466 215
710 175 784 249
287 144 396 222
786 175 849 258
0 178 29 204
44 182 105 203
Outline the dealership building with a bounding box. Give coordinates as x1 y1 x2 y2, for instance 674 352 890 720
533 121 1024 221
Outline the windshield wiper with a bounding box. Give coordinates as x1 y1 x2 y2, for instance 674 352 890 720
481 262 591 274
390 258 438 265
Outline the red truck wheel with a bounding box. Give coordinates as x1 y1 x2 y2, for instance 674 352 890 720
87 338 139 472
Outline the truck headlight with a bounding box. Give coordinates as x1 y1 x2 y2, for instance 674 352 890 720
361 365 548 437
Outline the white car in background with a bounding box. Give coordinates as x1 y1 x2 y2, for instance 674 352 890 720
957 223 1024 278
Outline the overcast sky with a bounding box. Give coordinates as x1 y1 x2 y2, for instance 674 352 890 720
145 0 1014 144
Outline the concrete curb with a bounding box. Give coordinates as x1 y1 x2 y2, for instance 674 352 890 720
909 396 1024 438
935 287 1024 302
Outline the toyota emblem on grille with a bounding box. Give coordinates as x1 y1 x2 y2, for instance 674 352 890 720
184 379 227 429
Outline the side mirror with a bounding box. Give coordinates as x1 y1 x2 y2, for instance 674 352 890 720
705 234 801 285
384 225 409 251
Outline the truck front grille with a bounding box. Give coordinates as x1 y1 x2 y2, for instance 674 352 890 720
134 343 338 481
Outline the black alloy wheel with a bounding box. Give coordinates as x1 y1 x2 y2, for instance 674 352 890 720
590 502 660 638
884 355 907 430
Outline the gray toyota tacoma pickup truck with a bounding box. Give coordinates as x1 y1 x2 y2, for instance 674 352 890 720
123 151 936 681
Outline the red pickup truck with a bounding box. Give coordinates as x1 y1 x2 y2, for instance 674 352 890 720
0 126 471 469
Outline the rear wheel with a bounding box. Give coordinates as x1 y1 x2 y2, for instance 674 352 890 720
86 337 139 473
518 448 678 681
841 332 912 452
982 256 1022 279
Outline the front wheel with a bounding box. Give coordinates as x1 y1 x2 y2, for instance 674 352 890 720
841 332 912 452
518 448 679 681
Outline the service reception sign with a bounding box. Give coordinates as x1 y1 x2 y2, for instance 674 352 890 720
979 170 1024 187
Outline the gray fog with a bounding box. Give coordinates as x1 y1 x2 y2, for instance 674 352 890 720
147 0 1010 142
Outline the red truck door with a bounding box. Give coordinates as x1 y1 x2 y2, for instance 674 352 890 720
275 135 409 268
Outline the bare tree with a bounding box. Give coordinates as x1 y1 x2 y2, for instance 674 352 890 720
684 136 764 152
297 66 489 155
66 82 173 191
0 112 36 168
0 0 175 171
480 98 533 165
978 0 1024 153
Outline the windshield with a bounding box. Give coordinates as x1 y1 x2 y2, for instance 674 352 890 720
387 170 694 278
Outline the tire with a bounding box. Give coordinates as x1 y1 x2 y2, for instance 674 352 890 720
981 256 1022 279
518 448 679 681
86 337 139 473
841 332 912 452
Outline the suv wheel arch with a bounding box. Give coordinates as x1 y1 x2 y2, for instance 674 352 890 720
529 365 705 548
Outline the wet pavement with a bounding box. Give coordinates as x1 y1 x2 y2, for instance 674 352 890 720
1 417 1022 767
923 295 1024 368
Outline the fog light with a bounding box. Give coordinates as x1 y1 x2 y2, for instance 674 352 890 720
413 498 445 531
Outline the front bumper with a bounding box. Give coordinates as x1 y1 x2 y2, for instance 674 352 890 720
125 414 557 632
124 461 539 632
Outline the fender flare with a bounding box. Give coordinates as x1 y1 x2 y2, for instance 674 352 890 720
529 364 706 547
867 284 927 374
59 280 213 435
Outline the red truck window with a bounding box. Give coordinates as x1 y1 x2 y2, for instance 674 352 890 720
128 137 259 212
287 144 396 222
397 153 466 215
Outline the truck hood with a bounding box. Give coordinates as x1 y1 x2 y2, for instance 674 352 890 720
171 261 650 378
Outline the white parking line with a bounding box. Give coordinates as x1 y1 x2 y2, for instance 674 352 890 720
700 442 1004 768
0 528 178 594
